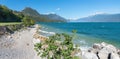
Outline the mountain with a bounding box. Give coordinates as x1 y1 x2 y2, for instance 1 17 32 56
0 5 66 23
40 14 66 21
74 14 120 22
22 7 40 17
0 5 21 22
21 7 67 22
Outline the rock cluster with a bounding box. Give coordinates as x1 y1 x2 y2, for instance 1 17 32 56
81 42 120 59
0 24 23 35
0 26 12 35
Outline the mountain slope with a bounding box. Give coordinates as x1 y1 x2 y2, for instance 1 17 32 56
21 7 67 22
22 7 40 17
40 14 66 21
75 14 120 22
0 5 21 22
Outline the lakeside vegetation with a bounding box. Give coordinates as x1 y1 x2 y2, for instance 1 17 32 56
34 33 81 59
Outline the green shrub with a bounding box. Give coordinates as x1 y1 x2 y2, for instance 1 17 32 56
34 33 81 59
22 16 35 26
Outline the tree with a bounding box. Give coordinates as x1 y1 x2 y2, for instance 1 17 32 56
30 19 35 25
0 5 21 22
22 16 35 26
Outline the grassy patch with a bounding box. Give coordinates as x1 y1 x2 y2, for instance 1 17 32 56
0 22 21 26
73 56 81 59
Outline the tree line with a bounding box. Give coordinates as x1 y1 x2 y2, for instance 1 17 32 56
0 5 35 26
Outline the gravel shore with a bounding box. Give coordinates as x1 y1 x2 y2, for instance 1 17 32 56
0 27 40 59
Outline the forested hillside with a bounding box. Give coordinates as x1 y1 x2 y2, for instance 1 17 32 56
0 5 21 22
0 5 66 22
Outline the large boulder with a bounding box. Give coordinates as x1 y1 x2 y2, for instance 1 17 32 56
118 50 120 56
82 51 98 59
0 26 13 35
0 26 7 35
0 24 23 35
98 48 110 59
92 42 117 53
111 53 120 59
105 44 117 53
92 42 107 50
93 43 102 49
81 42 120 59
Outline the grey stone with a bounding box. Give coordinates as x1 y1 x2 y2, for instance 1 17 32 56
82 51 98 59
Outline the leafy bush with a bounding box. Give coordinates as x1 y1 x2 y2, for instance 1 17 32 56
34 33 81 59
22 16 35 26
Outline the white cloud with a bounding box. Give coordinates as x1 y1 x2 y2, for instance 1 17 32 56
91 11 105 15
69 17 79 20
50 12 55 14
44 12 55 15
43 8 60 15
56 8 60 11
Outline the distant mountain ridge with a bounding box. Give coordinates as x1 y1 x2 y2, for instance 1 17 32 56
0 4 67 22
21 7 67 22
41 14 66 21
2 5 120 22
74 14 120 22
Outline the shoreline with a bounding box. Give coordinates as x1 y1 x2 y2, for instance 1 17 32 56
39 22 120 49
36 24 120 59
34 24 120 50
0 24 41 59
0 24 120 59
37 24 120 50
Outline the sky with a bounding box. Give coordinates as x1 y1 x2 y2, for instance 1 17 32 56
0 0 120 20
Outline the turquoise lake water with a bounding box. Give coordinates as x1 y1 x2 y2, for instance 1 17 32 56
38 22 120 48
